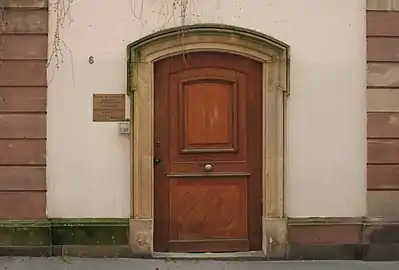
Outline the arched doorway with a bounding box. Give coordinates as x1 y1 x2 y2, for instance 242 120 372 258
127 24 289 257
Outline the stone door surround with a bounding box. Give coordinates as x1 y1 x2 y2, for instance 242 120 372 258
127 24 290 258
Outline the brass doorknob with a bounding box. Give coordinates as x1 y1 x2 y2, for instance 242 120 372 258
204 164 213 172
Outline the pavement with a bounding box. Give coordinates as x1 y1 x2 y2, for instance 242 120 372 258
0 257 399 270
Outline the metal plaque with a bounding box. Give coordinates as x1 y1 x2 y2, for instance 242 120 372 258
93 94 125 122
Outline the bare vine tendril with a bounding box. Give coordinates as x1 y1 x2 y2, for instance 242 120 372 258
47 0 73 69
0 0 6 62
0 0 204 69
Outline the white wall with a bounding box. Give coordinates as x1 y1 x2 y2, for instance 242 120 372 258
46 0 367 218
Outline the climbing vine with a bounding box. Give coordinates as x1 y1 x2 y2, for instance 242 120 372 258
48 0 74 69
0 0 200 68
132 0 190 27
0 0 6 59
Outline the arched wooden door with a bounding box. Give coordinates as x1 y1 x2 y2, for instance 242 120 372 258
153 51 263 253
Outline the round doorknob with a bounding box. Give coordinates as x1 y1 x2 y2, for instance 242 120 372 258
204 164 213 172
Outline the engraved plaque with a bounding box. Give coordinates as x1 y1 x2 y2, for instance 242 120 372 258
93 94 125 122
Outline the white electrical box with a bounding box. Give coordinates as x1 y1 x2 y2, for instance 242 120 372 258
119 122 130 135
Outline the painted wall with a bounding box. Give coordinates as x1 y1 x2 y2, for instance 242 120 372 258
46 0 367 218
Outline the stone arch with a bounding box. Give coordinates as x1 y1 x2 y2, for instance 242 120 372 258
127 24 290 258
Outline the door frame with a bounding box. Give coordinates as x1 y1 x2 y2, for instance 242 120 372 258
127 24 290 258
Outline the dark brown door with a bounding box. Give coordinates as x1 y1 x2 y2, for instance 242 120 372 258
154 51 262 253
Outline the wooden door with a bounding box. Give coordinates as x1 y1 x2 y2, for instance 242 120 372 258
154 51 263 253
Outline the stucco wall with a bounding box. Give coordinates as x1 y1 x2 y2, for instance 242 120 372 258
46 0 367 218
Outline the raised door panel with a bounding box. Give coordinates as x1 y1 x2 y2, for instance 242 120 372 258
169 68 248 175
168 177 249 252
182 79 237 152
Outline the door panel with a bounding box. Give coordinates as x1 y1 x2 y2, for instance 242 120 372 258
174 69 241 154
183 79 235 151
170 68 247 172
154 51 262 253
169 177 248 252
